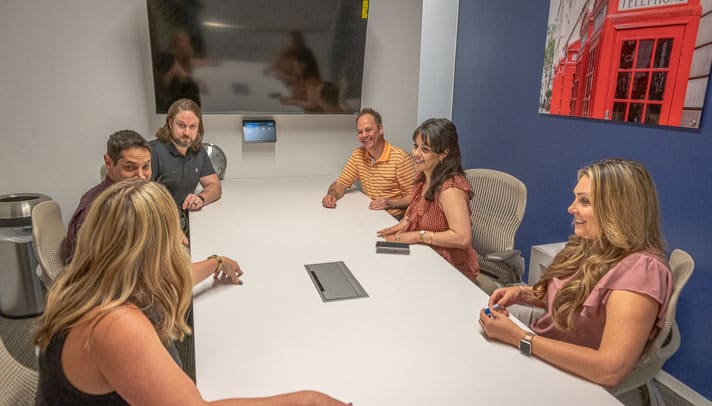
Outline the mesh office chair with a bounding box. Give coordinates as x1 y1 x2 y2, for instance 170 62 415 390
464 169 527 290
611 249 695 405
0 333 38 405
203 142 227 180
31 200 67 286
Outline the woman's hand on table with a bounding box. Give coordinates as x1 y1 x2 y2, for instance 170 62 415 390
214 256 244 285
488 286 527 311
381 231 417 243
376 220 408 238
293 390 352 406
478 307 524 347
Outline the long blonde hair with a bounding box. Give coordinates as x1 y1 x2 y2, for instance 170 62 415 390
533 159 665 332
35 179 193 349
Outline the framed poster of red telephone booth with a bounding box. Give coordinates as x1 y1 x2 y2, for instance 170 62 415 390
539 0 709 129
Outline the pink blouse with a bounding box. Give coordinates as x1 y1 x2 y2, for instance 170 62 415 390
405 175 479 282
531 251 672 349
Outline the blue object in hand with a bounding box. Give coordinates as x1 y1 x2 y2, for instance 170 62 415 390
484 303 500 318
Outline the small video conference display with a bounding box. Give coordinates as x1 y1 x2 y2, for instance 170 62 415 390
242 120 277 143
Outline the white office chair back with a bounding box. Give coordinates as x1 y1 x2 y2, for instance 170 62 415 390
31 200 67 285
611 249 694 400
465 168 527 285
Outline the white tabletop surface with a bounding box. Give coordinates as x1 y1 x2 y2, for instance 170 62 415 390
189 176 620 405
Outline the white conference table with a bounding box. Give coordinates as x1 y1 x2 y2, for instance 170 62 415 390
189 176 620 405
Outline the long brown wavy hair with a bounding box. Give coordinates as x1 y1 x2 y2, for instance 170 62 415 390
35 179 193 349
532 159 666 332
413 118 467 201
155 98 205 152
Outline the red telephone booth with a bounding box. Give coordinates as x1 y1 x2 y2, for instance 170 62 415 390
550 59 565 115
560 40 580 116
574 11 597 117
581 0 701 125
550 41 580 117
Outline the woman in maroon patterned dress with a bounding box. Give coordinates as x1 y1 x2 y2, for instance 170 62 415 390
377 118 479 283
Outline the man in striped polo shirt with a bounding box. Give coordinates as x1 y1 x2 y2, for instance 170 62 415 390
322 107 416 218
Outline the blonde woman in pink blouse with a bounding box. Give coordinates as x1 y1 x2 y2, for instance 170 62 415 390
479 159 672 387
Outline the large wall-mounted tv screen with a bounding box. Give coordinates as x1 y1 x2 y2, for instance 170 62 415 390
146 0 369 114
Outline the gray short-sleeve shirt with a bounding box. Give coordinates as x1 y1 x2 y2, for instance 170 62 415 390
149 139 215 205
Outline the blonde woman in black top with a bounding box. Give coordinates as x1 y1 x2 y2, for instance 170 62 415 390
35 179 349 406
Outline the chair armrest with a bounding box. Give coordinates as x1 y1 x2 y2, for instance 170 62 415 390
485 250 525 283
485 250 521 262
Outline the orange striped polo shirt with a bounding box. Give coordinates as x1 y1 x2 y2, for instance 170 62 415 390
336 140 416 216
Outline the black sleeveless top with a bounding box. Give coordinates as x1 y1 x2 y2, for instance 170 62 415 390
36 330 183 405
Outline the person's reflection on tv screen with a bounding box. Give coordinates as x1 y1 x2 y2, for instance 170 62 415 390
265 31 323 112
155 30 201 111
317 82 347 113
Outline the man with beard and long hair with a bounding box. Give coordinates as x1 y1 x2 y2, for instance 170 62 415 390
150 98 221 211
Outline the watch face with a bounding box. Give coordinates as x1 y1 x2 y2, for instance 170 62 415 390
520 338 533 356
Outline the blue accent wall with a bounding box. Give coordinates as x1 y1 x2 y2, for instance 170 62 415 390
453 1 711 398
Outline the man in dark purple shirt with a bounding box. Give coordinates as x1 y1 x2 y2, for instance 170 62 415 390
64 130 152 263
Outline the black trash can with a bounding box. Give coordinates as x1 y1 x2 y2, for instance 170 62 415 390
0 193 51 318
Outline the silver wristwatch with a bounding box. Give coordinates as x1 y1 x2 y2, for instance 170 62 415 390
519 333 535 356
